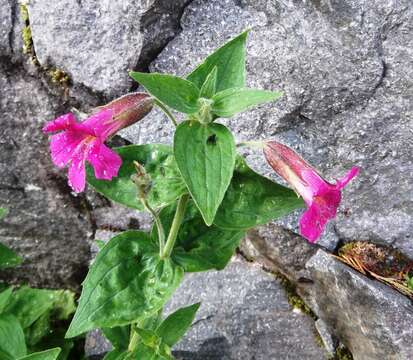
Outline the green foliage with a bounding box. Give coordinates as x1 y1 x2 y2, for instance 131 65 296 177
174 121 236 225
406 274 413 290
104 302 200 360
153 201 244 272
211 87 282 118
0 314 26 359
156 303 200 347
4 287 75 329
0 287 13 313
66 231 183 338
18 348 61 360
199 66 218 99
0 207 7 219
49 30 308 359
87 144 186 210
129 72 200 114
0 285 76 359
187 30 248 92
214 157 304 230
102 326 130 351
0 243 22 268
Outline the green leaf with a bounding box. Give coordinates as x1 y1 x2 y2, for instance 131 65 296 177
4 287 75 333
0 314 26 359
129 72 200 114
133 343 170 360
18 348 61 360
153 202 244 272
199 67 218 99
5 287 56 329
214 157 304 230
23 290 75 349
0 242 22 268
156 303 200 346
0 207 7 220
174 121 236 225
211 87 282 118
0 287 13 313
25 311 52 348
29 330 73 360
187 30 248 92
103 350 128 360
134 328 174 360
66 231 183 338
103 326 130 350
87 144 186 211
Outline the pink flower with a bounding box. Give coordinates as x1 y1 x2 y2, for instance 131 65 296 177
264 141 359 243
43 93 153 193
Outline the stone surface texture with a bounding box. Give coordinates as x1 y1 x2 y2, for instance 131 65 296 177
240 223 317 282
167 258 327 360
0 0 12 56
0 61 91 290
121 0 413 257
306 250 413 360
27 0 189 96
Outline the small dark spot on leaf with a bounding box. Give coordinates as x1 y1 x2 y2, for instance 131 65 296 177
159 166 166 176
207 134 217 145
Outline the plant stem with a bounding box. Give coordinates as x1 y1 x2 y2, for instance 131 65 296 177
155 99 178 127
141 198 165 255
161 193 189 259
128 324 140 352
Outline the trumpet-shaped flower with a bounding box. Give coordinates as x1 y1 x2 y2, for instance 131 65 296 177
43 93 153 193
264 141 359 242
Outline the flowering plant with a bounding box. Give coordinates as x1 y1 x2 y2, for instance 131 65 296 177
42 31 357 359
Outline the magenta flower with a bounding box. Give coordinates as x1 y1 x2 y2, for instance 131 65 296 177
43 93 153 193
264 141 359 243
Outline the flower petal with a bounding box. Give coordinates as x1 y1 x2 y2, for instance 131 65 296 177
87 143 121 180
68 150 87 193
335 166 360 190
299 189 341 242
82 109 115 140
42 113 77 133
49 131 86 168
299 205 327 243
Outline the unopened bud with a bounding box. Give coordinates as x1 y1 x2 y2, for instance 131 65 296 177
131 161 152 199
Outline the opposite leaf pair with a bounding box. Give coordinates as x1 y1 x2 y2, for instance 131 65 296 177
103 303 199 360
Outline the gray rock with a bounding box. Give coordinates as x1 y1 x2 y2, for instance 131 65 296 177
0 0 12 55
27 0 189 96
85 329 112 359
167 257 327 359
91 203 152 256
315 319 337 356
0 60 91 290
306 249 413 360
121 0 413 256
240 224 317 282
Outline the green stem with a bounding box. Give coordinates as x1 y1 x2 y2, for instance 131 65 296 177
128 324 140 352
161 193 189 259
155 99 178 127
141 198 165 255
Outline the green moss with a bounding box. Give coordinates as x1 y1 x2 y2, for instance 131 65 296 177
48 68 71 86
313 329 325 348
22 25 32 54
20 4 34 56
278 275 316 318
20 3 29 22
334 345 353 360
